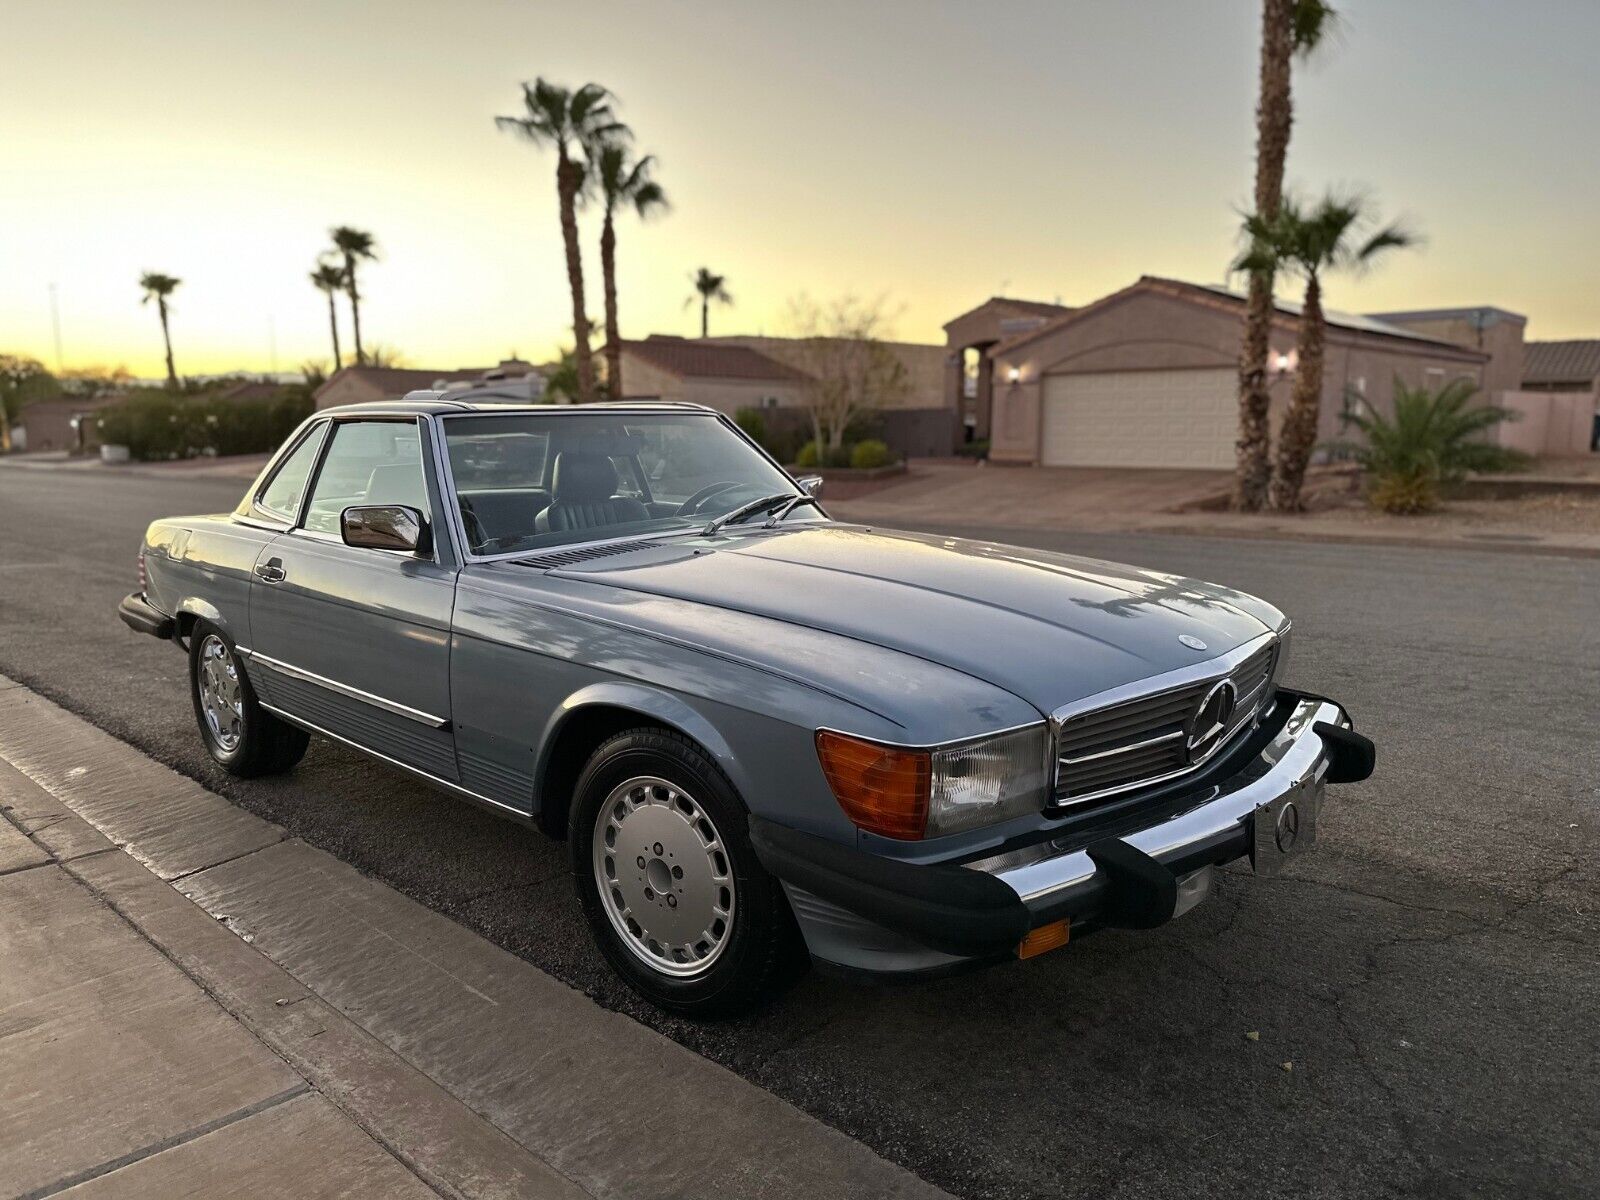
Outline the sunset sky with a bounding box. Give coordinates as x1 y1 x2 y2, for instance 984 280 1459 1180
6 0 1598 379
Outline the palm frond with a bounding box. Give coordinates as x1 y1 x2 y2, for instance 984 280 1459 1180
1291 0 1341 58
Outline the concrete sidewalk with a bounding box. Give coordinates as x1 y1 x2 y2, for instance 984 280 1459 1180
0 677 945 1200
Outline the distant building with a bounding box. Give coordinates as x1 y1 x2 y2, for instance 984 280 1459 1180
701 335 946 411
314 359 544 409
12 394 125 454
613 337 809 415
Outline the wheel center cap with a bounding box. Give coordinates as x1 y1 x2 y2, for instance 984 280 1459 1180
646 857 673 894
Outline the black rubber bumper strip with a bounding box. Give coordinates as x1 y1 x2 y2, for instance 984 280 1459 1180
748 817 1031 958
1083 839 1178 929
118 592 175 639
1313 721 1376 784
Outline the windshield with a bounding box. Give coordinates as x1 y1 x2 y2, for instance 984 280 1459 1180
442 410 808 555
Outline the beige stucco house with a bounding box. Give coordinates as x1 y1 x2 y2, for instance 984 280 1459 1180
704 335 946 411
614 338 809 415
314 360 544 410
980 277 1489 468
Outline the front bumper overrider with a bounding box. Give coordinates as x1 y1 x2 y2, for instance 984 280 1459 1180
751 690 1375 976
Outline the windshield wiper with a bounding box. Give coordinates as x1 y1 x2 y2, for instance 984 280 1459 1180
761 493 824 528
701 493 795 537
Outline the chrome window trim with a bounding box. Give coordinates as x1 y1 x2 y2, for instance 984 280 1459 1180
251 418 330 526
431 408 823 566
259 701 528 822
240 648 448 729
1049 629 1282 809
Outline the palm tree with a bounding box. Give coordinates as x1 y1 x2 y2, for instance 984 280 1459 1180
139 272 182 388
309 261 346 371
329 226 378 365
496 80 628 403
689 268 732 338
1235 193 1416 511
590 142 668 398
1233 0 1339 512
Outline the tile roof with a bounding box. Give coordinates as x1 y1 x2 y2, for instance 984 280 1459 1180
1522 340 1600 386
991 276 1486 360
621 337 809 383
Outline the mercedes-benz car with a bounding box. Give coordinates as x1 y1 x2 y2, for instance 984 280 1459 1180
119 397 1374 1015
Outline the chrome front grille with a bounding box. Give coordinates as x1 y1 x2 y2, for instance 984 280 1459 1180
1053 638 1278 807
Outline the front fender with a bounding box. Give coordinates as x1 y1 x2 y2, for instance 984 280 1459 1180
535 681 748 804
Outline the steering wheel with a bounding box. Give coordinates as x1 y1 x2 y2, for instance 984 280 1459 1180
677 481 749 517
458 499 491 553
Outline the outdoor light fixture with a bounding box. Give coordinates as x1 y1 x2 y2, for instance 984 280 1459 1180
1272 350 1298 376
1007 366 1021 383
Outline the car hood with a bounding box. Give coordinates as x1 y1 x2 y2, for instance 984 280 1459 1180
544 525 1282 715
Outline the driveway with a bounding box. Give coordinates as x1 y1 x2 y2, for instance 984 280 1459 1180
830 461 1229 523
0 467 1595 1199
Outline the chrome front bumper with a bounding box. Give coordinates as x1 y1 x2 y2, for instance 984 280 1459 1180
970 695 1351 914
757 694 1367 978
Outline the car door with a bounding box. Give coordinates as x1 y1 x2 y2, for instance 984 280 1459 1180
246 415 459 782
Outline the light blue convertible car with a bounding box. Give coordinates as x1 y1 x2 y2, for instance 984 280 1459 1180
120 397 1374 1015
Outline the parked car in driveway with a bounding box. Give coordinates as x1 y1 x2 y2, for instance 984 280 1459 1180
119 396 1375 1015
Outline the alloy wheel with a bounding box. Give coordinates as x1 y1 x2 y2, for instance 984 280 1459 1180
197 634 243 752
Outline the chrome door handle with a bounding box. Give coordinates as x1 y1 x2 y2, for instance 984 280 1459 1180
255 560 286 583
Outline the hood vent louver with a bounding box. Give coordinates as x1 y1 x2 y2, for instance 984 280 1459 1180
515 540 657 571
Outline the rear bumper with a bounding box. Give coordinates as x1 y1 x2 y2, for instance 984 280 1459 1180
118 592 175 639
752 691 1374 976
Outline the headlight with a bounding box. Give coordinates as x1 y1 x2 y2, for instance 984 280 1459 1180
816 725 1050 840
929 726 1052 836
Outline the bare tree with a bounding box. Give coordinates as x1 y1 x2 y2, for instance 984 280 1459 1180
784 295 909 452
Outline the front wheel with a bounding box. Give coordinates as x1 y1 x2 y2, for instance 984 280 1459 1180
570 728 805 1016
189 623 309 777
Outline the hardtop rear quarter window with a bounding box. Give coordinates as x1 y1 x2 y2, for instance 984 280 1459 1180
256 423 326 520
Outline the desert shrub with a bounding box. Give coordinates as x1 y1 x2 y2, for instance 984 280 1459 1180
956 439 990 460
849 439 895 469
1339 378 1528 515
794 439 819 468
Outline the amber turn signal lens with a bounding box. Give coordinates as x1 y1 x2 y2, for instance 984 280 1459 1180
815 731 931 840
1016 919 1070 960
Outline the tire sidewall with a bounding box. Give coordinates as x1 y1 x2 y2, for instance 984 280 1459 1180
570 730 784 1015
189 621 258 770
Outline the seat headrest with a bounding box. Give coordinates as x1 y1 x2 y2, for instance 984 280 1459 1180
364 463 426 509
551 452 618 503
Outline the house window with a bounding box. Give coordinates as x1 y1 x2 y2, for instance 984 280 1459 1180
761 396 780 409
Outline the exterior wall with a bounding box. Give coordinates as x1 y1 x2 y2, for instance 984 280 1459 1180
1379 314 1525 398
616 352 806 417
313 374 386 411
707 336 945 411
1493 390 1599 457
17 400 115 454
989 290 1486 465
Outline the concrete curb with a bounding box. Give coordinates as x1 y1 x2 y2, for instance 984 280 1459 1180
0 679 949 1200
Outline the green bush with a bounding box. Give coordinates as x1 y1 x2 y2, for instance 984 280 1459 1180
95 390 313 461
849 439 895 469
734 407 767 445
794 439 819 468
955 439 990 460
1339 378 1528 515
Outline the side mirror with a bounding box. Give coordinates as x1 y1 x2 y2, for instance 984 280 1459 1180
341 505 430 554
796 474 824 497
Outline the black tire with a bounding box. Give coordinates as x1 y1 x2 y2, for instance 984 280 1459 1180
569 727 806 1017
189 621 309 778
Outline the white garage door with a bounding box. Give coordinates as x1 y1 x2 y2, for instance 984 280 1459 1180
1040 368 1237 468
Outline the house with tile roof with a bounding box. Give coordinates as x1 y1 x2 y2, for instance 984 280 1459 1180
613 337 810 416
313 360 545 410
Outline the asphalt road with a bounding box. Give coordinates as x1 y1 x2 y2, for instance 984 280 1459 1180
2 463 1596 1200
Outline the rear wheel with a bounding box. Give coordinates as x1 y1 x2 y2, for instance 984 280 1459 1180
189 623 308 777
570 727 805 1016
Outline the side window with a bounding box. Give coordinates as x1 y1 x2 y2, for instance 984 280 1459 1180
302 420 428 536
257 427 325 520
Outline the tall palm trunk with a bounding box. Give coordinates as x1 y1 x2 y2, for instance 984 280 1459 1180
600 210 621 399
344 254 365 366
1269 274 1325 512
326 291 343 371
158 298 177 388
556 152 595 402
1234 0 1295 512
700 298 709 339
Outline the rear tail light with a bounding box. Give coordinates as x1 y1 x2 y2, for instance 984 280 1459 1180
137 549 148 592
